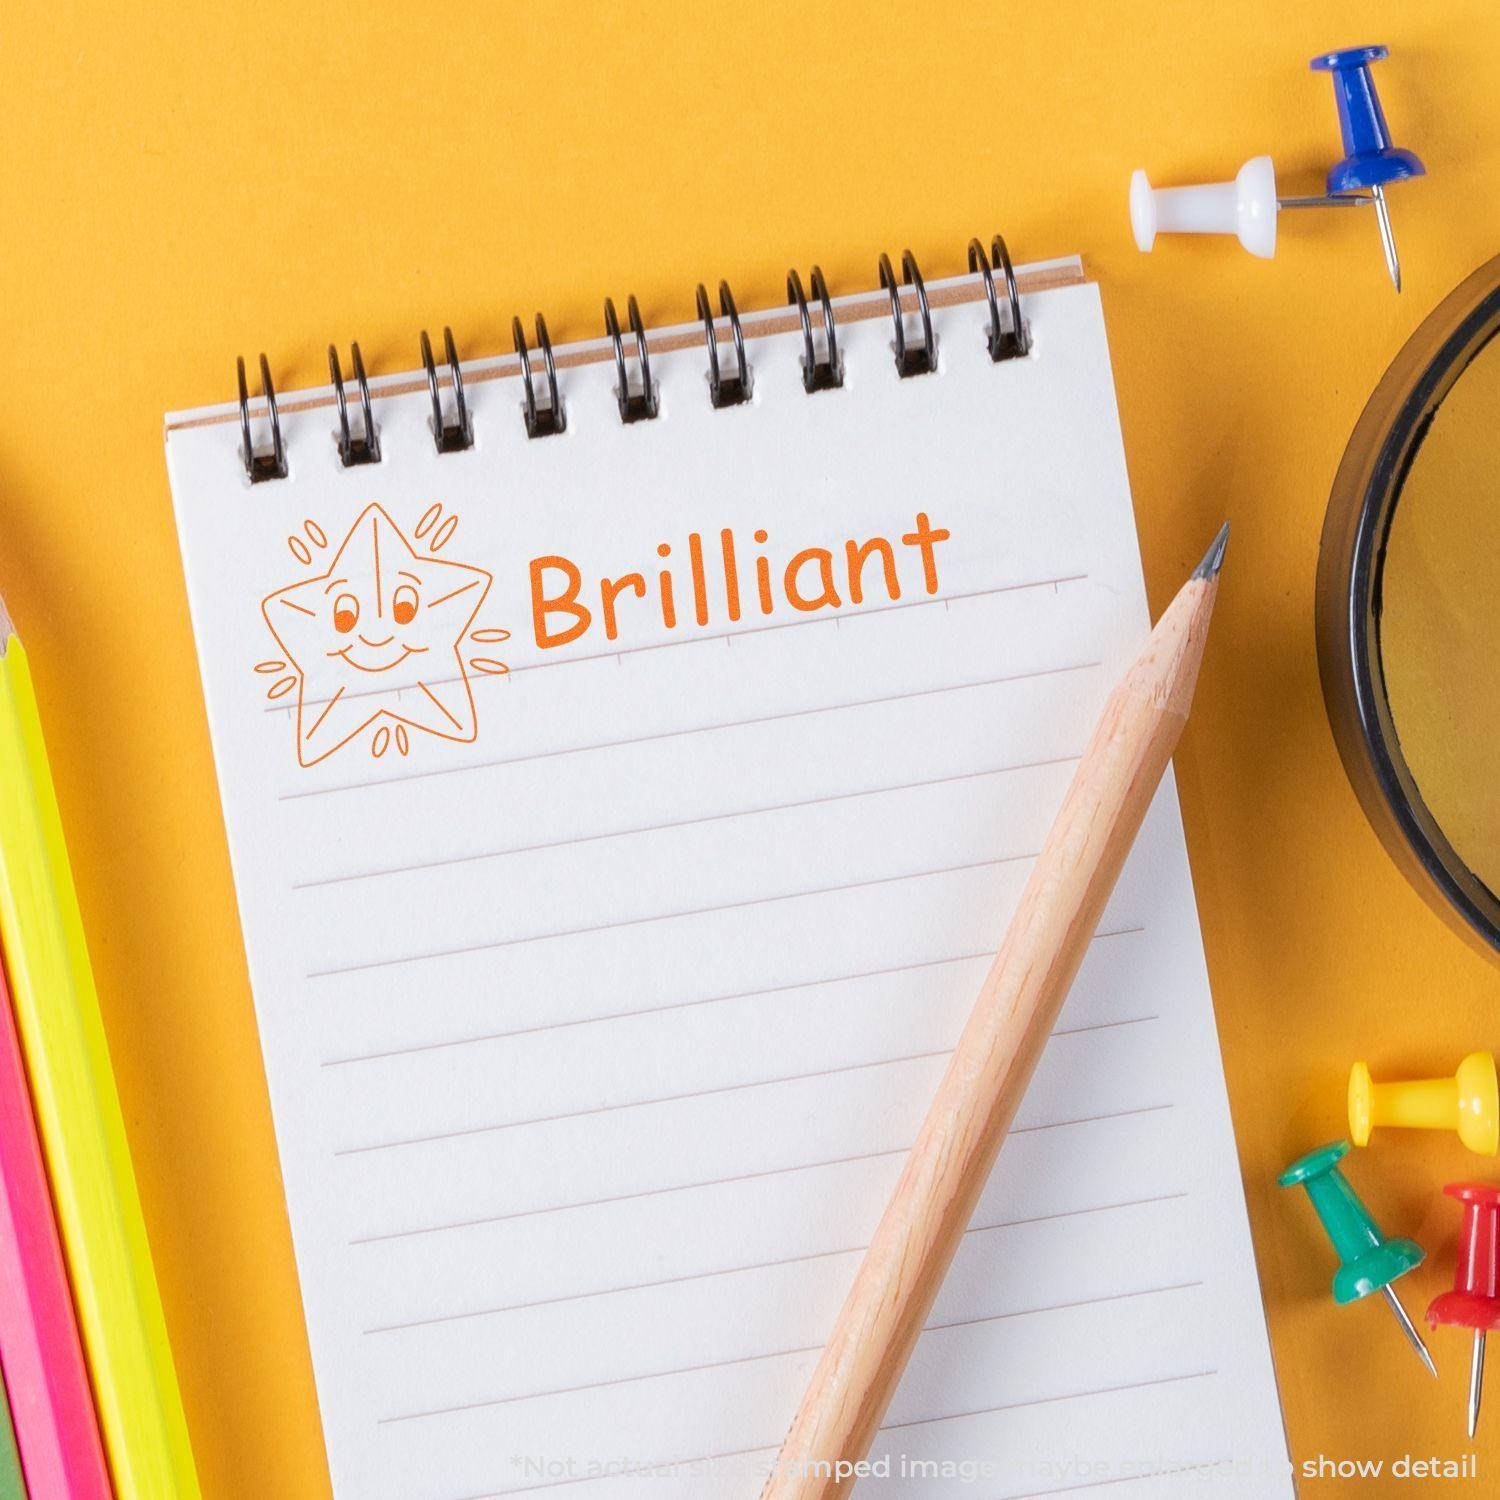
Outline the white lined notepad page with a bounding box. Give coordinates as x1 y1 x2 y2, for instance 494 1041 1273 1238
165 265 1291 1499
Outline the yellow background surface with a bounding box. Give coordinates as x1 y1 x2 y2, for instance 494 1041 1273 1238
2 2 1498 1494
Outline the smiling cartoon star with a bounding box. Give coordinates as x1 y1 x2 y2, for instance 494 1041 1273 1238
261 504 494 766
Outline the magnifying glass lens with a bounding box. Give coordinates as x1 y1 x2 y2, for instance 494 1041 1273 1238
1380 334 1500 901
1318 258 1500 957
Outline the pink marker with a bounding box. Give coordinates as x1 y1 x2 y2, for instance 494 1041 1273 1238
0 959 112 1498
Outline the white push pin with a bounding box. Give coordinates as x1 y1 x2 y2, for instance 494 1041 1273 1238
1130 155 1279 258
1130 155 1369 260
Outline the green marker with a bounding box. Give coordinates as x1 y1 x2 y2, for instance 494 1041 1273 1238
1279 1139 1437 1376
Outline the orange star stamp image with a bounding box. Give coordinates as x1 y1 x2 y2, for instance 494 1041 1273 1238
255 503 510 766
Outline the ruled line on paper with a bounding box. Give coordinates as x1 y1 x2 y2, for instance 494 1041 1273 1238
281 658 1102 802
334 1048 954 1157
377 1282 1204 1426
363 1186 1189 1334
318 932 1147 1067
321 949 995 1065
349 1144 910 1245
294 754 1085 890
1053 1014 1158 1039
347 1105 1175 1245
438 1370 1221 1500
334 1018 1163 1159
308 851 1041 979
267 575 1092 719
881 1368 1220 1435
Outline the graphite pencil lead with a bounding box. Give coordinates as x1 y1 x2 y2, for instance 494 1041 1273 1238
1192 522 1230 581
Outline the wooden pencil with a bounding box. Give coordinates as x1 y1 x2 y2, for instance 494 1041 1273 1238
0 591 201 1499
761 525 1229 1500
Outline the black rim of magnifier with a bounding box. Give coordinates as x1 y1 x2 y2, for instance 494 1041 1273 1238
1316 255 1500 958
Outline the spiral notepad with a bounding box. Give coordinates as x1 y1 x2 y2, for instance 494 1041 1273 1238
163 243 1291 1499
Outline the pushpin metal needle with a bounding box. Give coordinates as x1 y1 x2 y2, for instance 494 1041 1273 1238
1276 194 1371 210
1471 1331 1485 1438
1279 1140 1437 1375
1370 185 1401 292
1382 1284 1439 1377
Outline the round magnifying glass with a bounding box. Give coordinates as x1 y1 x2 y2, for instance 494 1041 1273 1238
1319 255 1500 957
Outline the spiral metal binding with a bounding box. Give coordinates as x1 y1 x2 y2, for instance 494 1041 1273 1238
420 327 474 452
513 314 565 437
878 250 936 377
329 343 381 466
237 354 287 482
697 281 752 408
231 232 1032 471
604 295 657 422
967 236 1030 361
787 266 842 393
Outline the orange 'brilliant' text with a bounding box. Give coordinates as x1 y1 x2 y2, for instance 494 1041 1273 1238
530 512 951 650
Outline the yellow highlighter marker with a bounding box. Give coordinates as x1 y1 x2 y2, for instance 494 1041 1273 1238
0 594 200 1499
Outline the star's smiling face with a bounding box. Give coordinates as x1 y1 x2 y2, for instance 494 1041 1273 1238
322 559 432 673
261 504 497 766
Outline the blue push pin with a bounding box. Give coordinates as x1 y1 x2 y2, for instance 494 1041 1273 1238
1311 45 1425 292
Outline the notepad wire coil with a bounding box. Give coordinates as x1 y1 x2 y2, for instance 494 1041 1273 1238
233 232 1031 482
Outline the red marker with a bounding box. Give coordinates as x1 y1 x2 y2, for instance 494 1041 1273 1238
1427 1183 1500 1437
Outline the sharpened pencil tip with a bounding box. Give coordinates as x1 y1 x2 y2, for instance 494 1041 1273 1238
1192 522 1230 581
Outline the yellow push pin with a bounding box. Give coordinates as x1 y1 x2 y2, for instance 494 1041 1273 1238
1349 1053 1499 1156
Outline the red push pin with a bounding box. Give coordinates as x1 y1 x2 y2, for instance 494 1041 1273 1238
1427 1183 1500 1436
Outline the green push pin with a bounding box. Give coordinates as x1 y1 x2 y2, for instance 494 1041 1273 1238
1279 1140 1437 1376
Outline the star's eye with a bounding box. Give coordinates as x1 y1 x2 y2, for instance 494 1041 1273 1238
392 584 419 626
333 594 359 633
